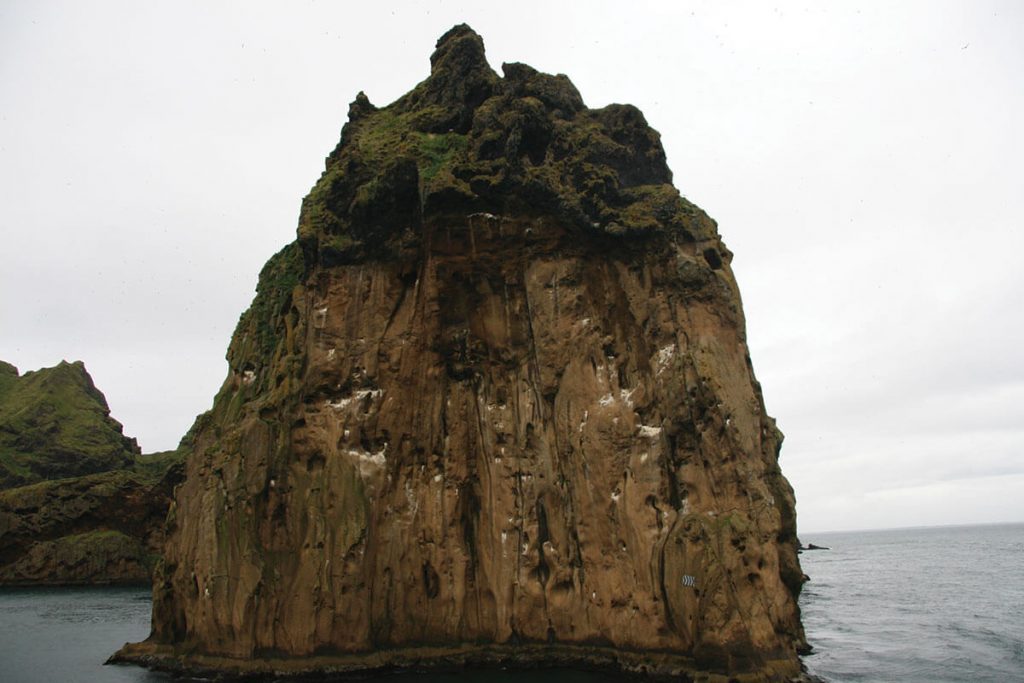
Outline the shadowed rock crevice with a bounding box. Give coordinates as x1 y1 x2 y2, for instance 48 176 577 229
115 24 807 683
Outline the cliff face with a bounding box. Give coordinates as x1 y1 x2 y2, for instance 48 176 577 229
0 461 183 585
123 26 806 680
0 360 140 490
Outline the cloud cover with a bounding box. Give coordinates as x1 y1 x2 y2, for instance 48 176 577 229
1 0 1021 532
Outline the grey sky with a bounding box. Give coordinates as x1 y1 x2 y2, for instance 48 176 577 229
1 1 1021 533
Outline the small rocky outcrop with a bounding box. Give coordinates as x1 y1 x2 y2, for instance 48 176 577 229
0 360 140 490
116 25 807 681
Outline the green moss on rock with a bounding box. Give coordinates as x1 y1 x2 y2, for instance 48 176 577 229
293 24 718 272
0 360 140 490
228 241 304 377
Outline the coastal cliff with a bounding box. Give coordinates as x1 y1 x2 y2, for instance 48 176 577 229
117 25 807 680
0 360 183 584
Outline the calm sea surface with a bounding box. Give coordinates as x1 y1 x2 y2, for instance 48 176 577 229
799 522 1024 682
0 523 1020 682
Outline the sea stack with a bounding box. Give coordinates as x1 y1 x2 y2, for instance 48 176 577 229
118 25 807 680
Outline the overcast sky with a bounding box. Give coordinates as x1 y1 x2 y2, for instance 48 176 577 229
2 1 1021 533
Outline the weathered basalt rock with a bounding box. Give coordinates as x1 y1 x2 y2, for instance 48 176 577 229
117 25 807 681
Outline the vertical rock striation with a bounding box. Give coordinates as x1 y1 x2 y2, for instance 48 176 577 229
118 25 807 681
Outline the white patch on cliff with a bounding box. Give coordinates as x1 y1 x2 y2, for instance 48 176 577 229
656 344 676 375
599 393 614 406
346 443 387 480
327 389 382 411
241 369 255 385
348 447 386 467
403 478 417 516
638 425 662 438
620 387 636 407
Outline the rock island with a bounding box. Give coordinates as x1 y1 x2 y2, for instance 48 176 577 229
115 25 808 682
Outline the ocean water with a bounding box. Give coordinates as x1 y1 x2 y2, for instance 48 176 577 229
0 523 1020 682
0 586 170 682
799 523 1024 682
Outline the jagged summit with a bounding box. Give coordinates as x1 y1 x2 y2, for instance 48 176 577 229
428 23 493 80
390 23 499 132
115 26 806 682
0 359 140 489
302 24 702 269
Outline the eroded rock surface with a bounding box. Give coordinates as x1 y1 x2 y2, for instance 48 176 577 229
119 25 807 681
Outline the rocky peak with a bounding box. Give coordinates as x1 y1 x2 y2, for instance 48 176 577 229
500 61 584 117
305 24 709 271
429 23 490 75
393 23 499 134
346 91 377 122
0 359 140 490
0 361 18 394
